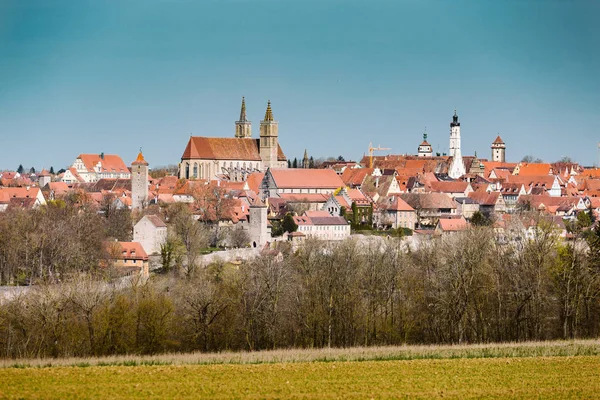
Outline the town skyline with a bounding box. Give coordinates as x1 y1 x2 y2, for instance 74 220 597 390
1 0 599 170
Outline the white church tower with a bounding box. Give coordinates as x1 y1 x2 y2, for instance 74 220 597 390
448 110 466 179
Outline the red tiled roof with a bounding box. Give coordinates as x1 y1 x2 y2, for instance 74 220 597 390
468 191 500 206
428 181 469 194
493 135 504 144
78 154 129 173
145 214 167 228
438 217 468 232
105 241 149 260
132 151 148 166
400 193 457 210
517 163 552 176
181 137 286 161
341 168 373 186
380 196 414 212
269 169 344 189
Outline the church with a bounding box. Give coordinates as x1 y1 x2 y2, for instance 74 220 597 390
179 99 288 181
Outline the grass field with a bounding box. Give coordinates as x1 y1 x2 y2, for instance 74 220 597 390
1 356 599 399
1 341 599 399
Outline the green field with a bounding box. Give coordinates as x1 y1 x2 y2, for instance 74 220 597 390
1 356 599 399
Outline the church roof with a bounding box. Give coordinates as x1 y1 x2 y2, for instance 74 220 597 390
182 137 286 162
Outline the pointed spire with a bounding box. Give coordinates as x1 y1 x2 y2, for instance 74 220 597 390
239 96 247 122
423 127 428 142
264 100 274 121
132 148 148 165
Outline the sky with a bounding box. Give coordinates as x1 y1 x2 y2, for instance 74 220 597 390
1 0 599 171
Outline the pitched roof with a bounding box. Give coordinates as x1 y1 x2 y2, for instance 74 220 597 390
493 135 505 144
77 154 129 174
144 214 167 228
517 163 553 176
400 193 457 210
468 191 500 206
106 241 149 260
132 151 148 166
428 181 469 194
269 169 344 189
181 137 286 161
341 168 373 186
438 217 468 232
380 196 414 212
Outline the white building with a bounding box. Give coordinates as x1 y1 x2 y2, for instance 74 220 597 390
293 210 350 241
133 215 168 256
70 153 131 183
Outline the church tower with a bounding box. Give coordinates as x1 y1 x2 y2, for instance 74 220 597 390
418 129 433 157
131 150 149 210
259 100 279 169
448 110 466 179
491 134 506 162
303 149 309 168
235 97 252 138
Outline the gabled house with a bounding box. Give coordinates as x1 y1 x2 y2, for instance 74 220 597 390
293 210 350 241
435 217 468 235
104 241 149 277
0 187 47 212
70 154 131 183
468 191 506 216
399 193 458 227
133 215 168 255
375 195 417 230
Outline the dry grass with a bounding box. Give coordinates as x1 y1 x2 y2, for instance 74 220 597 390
1 338 598 369
1 356 599 399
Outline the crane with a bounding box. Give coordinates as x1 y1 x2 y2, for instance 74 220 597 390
368 142 391 168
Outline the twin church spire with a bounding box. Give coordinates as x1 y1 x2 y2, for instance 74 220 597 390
235 97 276 138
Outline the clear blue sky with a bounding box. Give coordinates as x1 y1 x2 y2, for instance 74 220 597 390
1 0 599 170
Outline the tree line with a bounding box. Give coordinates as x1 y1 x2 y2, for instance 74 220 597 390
1 216 599 359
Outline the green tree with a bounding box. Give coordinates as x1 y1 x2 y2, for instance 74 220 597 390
309 156 315 168
471 211 490 226
49 166 55 174
292 158 298 168
29 167 36 174
17 164 24 174
282 213 298 233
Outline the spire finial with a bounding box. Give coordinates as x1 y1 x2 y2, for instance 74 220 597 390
264 100 274 121
423 126 427 141
239 96 247 122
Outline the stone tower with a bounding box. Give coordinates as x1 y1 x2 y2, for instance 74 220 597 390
417 130 433 157
448 110 466 179
303 149 309 168
131 150 149 210
491 135 506 162
248 197 268 248
259 100 279 169
235 96 252 138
